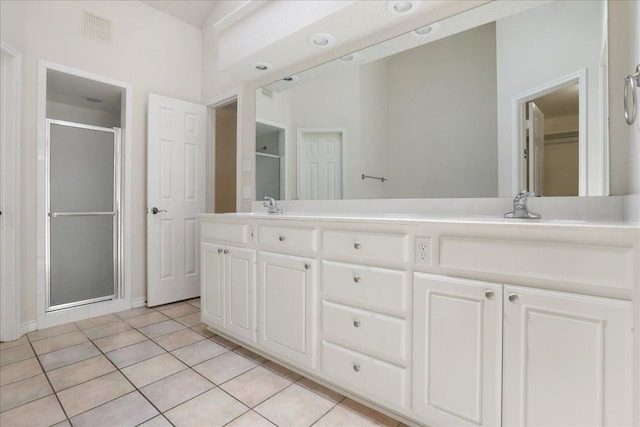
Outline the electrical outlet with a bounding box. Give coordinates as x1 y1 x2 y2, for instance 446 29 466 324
415 237 432 265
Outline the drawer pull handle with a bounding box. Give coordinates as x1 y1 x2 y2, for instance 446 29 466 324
353 319 360 328
217 249 223 254
353 274 361 283
485 290 495 300
223 249 229 255
353 363 361 372
304 263 311 270
353 242 361 250
508 293 519 303
279 235 286 242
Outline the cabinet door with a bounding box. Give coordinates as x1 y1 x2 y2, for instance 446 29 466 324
503 286 633 427
413 273 502 427
225 247 256 343
201 242 225 329
258 252 316 368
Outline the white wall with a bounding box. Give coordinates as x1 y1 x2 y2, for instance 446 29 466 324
47 101 120 128
1 0 201 325
496 0 606 196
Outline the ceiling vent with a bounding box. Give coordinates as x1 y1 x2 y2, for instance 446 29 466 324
81 11 112 43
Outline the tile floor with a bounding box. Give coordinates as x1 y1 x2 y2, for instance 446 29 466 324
0 299 405 427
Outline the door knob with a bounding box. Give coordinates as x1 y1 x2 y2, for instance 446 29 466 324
151 207 167 215
485 290 495 300
508 293 519 303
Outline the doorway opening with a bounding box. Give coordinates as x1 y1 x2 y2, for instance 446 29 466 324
256 120 286 201
209 101 238 213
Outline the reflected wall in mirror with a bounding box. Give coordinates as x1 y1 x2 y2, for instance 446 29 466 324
256 0 608 200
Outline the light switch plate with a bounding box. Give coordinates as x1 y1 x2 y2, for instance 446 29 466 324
241 185 252 199
415 237 432 265
242 158 252 172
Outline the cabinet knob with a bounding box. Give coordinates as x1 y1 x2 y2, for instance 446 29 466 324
485 290 495 300
353 242 361 250
278 235 286 242
217 249 223 254
353 274 361 283
304 263 310 270
223 249 229 255
352 363 360 372
508 293 519 303
353 319 360 328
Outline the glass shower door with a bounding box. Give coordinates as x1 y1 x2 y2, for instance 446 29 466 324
47 120 120 310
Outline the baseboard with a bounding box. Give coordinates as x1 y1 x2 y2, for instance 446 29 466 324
132 297 147 308
19 320 36 337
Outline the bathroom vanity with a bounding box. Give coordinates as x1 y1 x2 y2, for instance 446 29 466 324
199 212 639 427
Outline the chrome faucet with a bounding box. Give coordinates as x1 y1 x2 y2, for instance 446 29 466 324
504 190 541 219
263 196 282 215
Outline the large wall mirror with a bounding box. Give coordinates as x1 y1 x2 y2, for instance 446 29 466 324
255 0 609 200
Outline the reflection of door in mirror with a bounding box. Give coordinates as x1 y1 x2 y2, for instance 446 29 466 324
297 130 343 200
255 121 286 200
524 83 580 197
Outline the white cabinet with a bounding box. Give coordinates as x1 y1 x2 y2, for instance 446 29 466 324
502 286 633 427
413 274 503 427
258 252 316 369
201 242 256 343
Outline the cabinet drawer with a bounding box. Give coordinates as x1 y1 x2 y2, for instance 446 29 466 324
202 222 247 244
321 340 407 410
322 301 407 363
322 230 407 262
322 261 407 312
258 226 317 252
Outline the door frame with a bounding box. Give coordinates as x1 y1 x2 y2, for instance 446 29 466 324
36 61 133 329
296 128 347 200
255 118 288 200
0 44 22 341
510 68 587 196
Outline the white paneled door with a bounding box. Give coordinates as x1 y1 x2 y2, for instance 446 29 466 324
147 94 206 306
298 130 343 200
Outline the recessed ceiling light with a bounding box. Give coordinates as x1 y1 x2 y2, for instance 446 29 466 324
339 53 359 62
250 61 273 72
412 23 438 36
83 96 103 103
308 33 334 48
282 75 298 82
387 1 419 15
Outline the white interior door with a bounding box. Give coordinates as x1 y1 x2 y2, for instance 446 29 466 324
147 93 206 306
298 130 343 200
527 101 545 195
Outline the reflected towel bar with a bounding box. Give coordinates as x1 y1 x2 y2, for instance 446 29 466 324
362 174 387 183
49 211 116 217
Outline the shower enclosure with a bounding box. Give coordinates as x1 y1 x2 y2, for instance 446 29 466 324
46 120 121 310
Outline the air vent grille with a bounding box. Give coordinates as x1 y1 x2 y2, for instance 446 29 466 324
81 10 112 43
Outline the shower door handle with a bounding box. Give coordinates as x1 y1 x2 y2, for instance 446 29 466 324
151 207 167 215
49 211 116 218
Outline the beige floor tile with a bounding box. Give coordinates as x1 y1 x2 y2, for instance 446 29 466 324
193 351 256 384
137 319 186 339
82 320 132 340
211 334 240 349
38 342 100 372
0 357 42 386
255 383 336 427
187 299 201 309
0 395 66 427
226 410 275 427
125 311 169 328
221 366 292 408
57 371 135 417
171 339 228 366
153 328 204 351
121 353 187 388
75 313 120 330
47 355 116 392
105 340 164 368
234 346 269 364
93 329 147 353
341 399 400 427
164 388 248 427
116 306 155 320
51 420 72 427
190 323 216 337
0 343 35 367
297 377 344 403
69 391 158 427
315 404 383 427
0 335 28 351
138 415 174 427
140 369 214 412
175 312 202 327
27 323 78 342
0 374 53 412
156 303 199 319
31 330 88 355
263 360 303 382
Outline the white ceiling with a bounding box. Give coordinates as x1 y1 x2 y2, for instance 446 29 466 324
47 70 122 114
141 0 218 28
